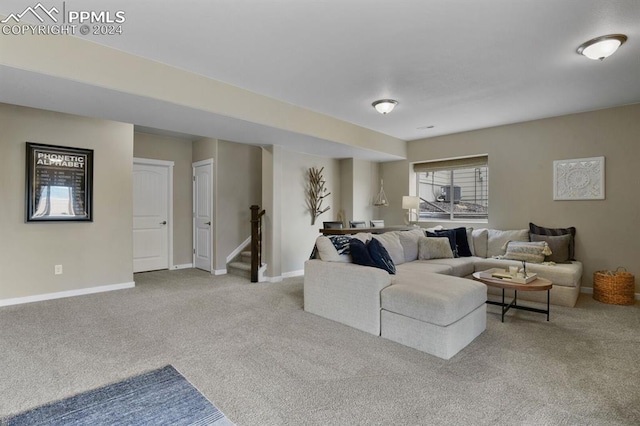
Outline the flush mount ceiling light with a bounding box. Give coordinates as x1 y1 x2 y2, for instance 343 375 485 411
372 99 398 114
577 34 627 61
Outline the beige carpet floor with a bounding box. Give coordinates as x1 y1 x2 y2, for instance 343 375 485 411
0 268 638 425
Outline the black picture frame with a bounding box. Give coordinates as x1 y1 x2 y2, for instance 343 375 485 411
25 142 94 222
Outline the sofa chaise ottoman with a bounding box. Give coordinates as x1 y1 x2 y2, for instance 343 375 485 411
381 272 486 360
304 258 487 359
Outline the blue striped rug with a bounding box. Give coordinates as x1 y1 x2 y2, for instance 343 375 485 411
2 365 235 426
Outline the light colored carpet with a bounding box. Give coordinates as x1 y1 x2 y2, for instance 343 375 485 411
0 269 638 425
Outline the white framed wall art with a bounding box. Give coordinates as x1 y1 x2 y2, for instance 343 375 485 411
553 156 605 200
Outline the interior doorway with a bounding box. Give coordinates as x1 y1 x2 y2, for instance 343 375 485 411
193 159 214 272
133 158 174 272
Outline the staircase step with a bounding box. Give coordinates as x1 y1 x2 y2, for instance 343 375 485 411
240 251 252 262
228 261 250 271
227 262 251 280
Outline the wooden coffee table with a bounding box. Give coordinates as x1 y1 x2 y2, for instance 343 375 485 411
472 271 553 322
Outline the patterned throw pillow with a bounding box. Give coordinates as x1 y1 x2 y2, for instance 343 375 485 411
328 235 352 255
503 241 551 263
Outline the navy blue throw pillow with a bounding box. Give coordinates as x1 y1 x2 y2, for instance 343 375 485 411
427 230 458 257
451 227 472 257
349 239 376 268
367 238 396 275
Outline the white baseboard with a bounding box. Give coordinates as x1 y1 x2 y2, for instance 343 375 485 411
262 276 283 283
0 282 135 307
214 269 227 276
282 269 304 278
580 286 640 300
226 236 251 264
172 263 193 270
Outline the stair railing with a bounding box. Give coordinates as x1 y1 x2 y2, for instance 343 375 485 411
250 205 265 282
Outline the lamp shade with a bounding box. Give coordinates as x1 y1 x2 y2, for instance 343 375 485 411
372 99 398 114
577 34 627 60
402 196 420 210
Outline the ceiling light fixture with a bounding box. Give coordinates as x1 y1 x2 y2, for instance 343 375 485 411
372 99 398 114
577 34 627 61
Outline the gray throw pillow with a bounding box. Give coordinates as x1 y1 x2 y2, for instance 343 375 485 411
530 233 571 263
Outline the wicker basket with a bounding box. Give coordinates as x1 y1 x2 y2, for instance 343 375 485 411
593 268 635 305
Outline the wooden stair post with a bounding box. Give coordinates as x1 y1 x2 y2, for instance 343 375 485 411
250 205 265 282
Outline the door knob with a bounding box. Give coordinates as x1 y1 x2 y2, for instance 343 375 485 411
160 221 167 225
205 221 211 225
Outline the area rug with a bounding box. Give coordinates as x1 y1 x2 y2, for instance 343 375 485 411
1 365 235 426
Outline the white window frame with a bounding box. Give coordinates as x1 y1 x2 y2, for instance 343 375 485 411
413 155 489 222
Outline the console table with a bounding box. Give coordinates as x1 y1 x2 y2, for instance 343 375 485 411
320 226 414 235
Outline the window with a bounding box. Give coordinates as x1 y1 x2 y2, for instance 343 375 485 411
414 156 488 221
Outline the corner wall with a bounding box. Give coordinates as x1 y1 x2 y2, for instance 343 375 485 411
0 103 134 301
281 149 341 275
383 104 640 291
216 140 262 269
340 159 381 224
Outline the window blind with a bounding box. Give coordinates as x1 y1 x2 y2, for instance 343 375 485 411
413 155 488 173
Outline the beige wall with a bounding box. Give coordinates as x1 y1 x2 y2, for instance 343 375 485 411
216 140 262 269
352 159 380 223
339 159 354 224
0 103 134 300
276 149 341 275
340 158 381 224
381 104 640 291
193 138 218 163
133 132 194 266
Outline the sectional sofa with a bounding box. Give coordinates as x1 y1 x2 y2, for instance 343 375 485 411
304 227 582 359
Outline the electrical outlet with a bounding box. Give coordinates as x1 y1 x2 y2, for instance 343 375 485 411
54 264 63 275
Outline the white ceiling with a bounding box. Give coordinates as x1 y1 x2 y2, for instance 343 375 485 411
2 0 640 156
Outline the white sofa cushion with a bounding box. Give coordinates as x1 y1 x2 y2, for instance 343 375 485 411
423 257 482 277
381 273 487 327
472 229 488 258
398 228 426 262
373 232 405 265
487 229 529 258
395 261 453 276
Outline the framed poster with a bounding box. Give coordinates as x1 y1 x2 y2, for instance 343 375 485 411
553 156 605 200
25 143 94 222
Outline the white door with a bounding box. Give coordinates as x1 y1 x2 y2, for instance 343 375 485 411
133 160 172 273
193 160 213 272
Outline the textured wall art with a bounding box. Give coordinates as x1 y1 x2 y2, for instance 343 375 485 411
553 156 605 200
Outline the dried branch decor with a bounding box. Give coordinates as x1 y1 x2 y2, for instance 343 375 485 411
306 167 331 225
